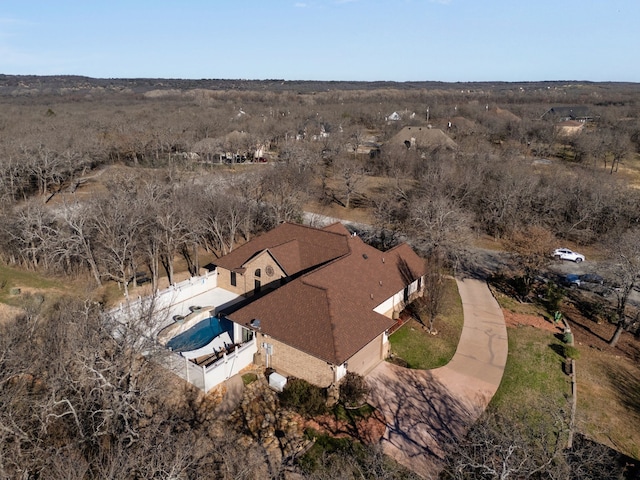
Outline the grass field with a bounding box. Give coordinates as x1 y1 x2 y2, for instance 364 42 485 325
0 263 62 304
388 277 463 369
490 325 570 411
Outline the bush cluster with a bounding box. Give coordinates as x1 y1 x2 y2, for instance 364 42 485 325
279 378 327 417
339 372 370 408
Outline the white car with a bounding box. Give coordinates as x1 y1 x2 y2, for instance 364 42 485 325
553 248 585 263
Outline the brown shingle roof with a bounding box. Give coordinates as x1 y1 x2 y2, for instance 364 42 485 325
390 126 458 150
214 222 350 275
228 231 426 365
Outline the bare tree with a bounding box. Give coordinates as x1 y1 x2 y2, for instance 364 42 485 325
333 155 366 209
504 225 556 300
408 195 472 262
604 227 640 346
91 192 144 297
56 200 103 286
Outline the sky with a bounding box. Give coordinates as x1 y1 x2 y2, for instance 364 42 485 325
0 0 638 83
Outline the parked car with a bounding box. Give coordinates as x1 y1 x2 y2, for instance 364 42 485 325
562 273 581 288
553 248 585 262
579 273 604 285
562 273 611 296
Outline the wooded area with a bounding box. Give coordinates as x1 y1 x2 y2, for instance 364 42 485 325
1 76 639 478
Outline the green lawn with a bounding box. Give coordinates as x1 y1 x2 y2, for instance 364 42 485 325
388 277 463 369
0 263 61 305
490 325 570 412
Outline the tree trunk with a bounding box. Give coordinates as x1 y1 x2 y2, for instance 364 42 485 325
608 321 625 347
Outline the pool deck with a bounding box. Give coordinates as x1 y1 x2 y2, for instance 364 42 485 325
164 286 243 325
157 306 216 345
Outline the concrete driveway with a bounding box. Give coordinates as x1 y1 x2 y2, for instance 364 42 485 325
367 278 508 479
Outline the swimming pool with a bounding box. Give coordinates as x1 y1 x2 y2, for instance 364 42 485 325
167 316 232 352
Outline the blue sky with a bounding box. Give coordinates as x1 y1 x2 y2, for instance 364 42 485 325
1 0 638 82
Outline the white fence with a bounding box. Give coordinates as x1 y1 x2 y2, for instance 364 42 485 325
164 339 257 392
107 271 256 393
110 271 219 330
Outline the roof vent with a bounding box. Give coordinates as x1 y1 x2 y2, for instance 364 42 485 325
250 319 261 329
370 293 374 299
379 280 383 286
382 257 385 263
362 254 368 260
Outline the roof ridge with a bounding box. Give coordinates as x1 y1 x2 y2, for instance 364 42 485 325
298 236 356 281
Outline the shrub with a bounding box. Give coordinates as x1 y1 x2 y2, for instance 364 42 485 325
339 372 369 408
544 282 565 313
564 345 580 360
279 378 327 416
241 372 258 385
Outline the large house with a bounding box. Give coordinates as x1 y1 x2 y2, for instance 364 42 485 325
389 126 458 152
542 106 596 123
214 222 427 388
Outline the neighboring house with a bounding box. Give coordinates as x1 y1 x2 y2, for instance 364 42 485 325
485 106 521 123
555 120 584 137
385 111 402 122
214 222 427 388
389 126 458 152
542 106 596 123
191 130 264 163
447 116 482 135
357 141 382 158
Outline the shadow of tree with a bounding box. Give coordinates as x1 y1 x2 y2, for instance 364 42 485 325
605 364 640 417
309 408 387 444
563 312 610 343
549 342 566 358
367 365 480 477
457 249 514 282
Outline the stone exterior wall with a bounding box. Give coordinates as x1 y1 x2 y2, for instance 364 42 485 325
256 333 334 388
216 251 286 296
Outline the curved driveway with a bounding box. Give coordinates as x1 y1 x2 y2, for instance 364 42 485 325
367 278 508 479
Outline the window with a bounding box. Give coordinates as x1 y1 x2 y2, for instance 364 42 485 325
254 268 261 278
230 271 237 287
254 279 261 293
242 328 253 343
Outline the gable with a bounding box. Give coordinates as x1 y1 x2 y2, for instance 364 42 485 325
213 222 350 276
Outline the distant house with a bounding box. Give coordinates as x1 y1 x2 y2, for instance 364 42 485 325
555 120 584 137
191 130 263 163
385 111 402 122
357 141 382 158
542 106 595 123
485 107 521 123
385 110 416 123
389 126 458 152
214 222 426 387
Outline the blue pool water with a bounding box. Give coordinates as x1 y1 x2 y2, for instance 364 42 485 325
167 317 232 352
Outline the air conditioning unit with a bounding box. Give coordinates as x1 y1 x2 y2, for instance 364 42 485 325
269 372 287 392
